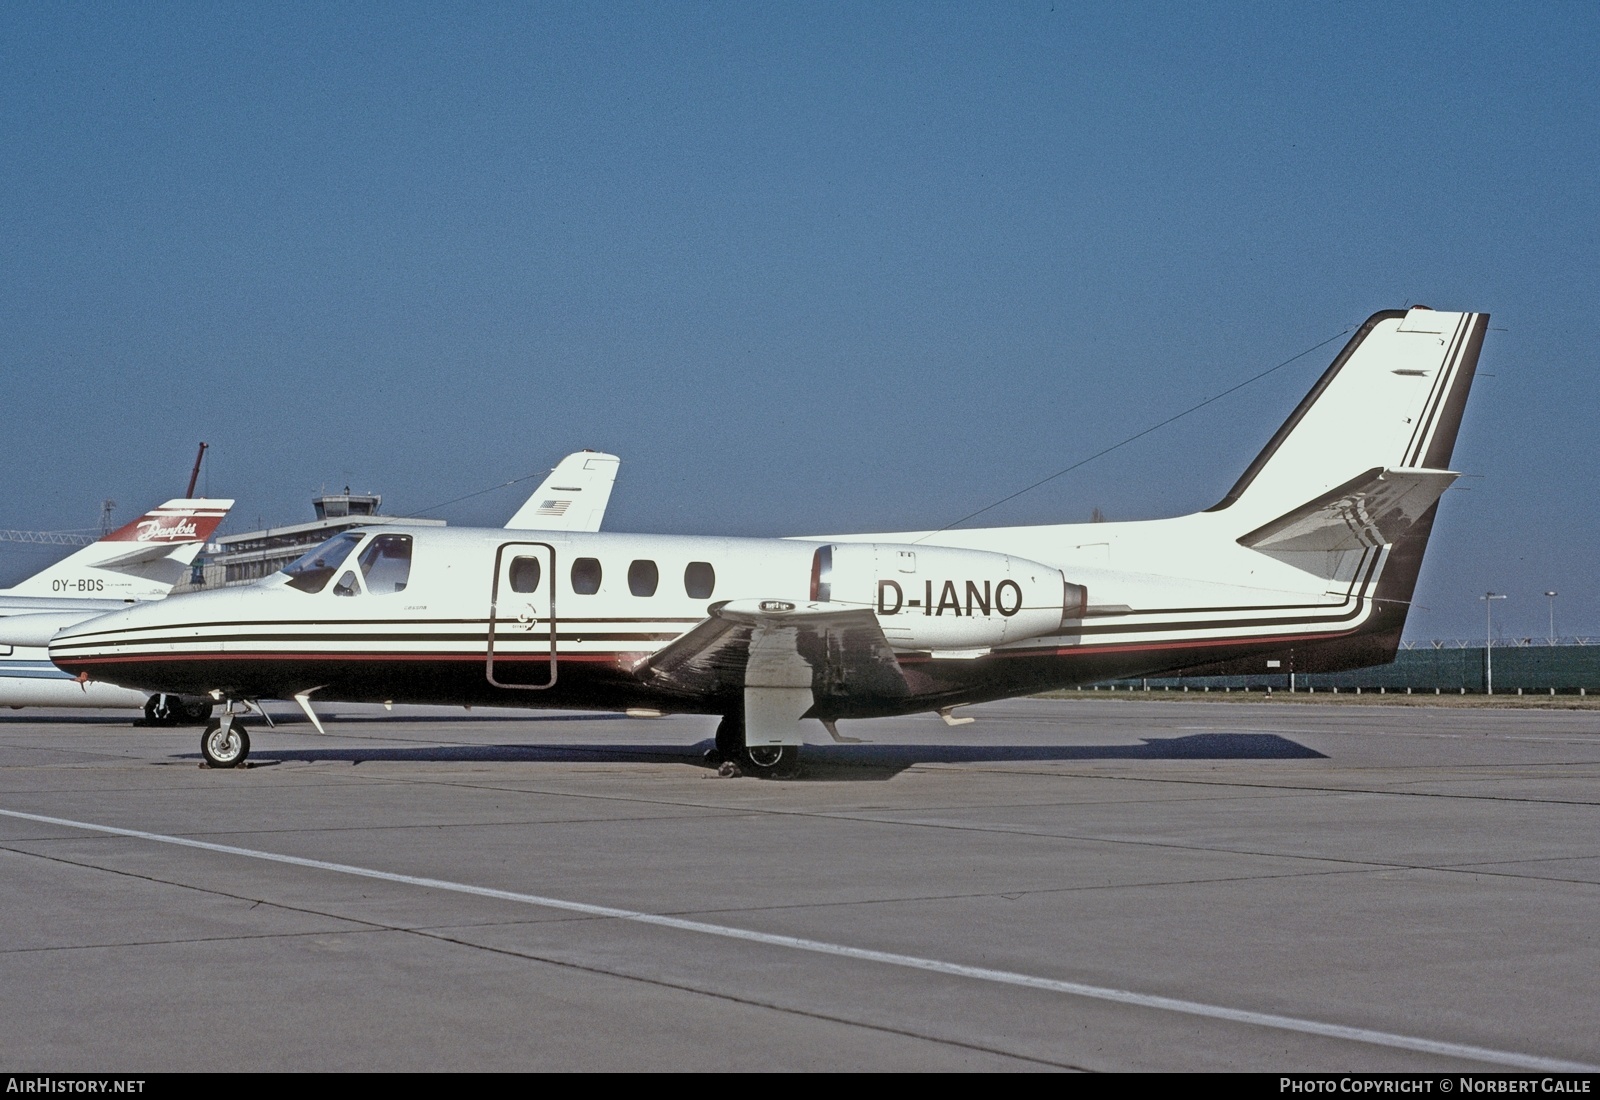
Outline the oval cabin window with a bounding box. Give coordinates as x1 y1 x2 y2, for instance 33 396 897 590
571 557 602 595
684 561 715 599
628 559 659 597
509 556 542 593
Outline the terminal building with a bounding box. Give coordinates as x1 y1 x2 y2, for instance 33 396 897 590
177 490 444 592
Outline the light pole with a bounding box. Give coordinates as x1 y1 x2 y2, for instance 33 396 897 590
1544 590 1558 645
1482 592 1507 693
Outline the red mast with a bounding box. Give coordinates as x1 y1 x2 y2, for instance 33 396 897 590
185 442 209 498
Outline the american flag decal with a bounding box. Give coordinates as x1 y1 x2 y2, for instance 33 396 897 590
536 499 571 516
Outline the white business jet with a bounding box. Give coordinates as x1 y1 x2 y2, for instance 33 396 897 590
50 309 1487 773
0 498 233 721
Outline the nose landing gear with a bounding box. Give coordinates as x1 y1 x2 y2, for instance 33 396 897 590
200 710 250 768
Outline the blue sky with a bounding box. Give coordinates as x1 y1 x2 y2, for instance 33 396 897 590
2 2 1595 641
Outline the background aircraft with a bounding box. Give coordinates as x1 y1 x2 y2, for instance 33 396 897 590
49 308 1486 773
0 447 615 725
0 498 233 721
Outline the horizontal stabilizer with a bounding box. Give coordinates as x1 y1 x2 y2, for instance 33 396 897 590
505 451 620 532
1238 467 1458 553
639 599 909 700
93 541 200 571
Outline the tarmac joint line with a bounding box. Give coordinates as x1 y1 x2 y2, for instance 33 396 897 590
2 804 1593 1073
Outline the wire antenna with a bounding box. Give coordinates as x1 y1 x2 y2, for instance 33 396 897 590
917 326 1354 539
402 469 550 519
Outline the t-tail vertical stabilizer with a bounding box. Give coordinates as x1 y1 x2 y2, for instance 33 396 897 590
1202 307 1488 669
1209 307 1487 537
505 451 620 532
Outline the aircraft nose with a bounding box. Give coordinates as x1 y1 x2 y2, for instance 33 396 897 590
48 606 143 676
48 588 247 696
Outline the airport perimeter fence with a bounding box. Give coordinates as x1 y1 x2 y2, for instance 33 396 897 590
1085 642 1600 695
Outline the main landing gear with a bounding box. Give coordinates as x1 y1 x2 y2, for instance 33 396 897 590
200 712 250 768
711 714 800 779
142 694 216 726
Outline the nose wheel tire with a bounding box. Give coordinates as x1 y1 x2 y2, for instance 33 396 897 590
201 720 250 768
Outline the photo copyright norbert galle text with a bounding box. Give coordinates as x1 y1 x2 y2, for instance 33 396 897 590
1281 1079 1593 1095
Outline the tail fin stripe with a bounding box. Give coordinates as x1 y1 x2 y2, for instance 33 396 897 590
1402 313 1475 468
1399 313 1467 466
1417 314 1487 471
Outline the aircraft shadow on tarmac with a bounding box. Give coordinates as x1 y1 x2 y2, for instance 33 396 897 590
201 731 1325 780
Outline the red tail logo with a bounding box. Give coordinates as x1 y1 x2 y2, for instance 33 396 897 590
133 518 200 542
103 504 227 544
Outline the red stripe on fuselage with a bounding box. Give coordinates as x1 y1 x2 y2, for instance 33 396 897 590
60 651 623 666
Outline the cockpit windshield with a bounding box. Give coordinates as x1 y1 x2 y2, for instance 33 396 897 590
281 533 362 594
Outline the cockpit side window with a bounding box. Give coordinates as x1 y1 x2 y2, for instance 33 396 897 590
357 534 413 594
283 534 363 594
333 570 363 597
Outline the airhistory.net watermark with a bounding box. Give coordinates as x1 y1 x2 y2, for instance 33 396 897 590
5 1081 145 1094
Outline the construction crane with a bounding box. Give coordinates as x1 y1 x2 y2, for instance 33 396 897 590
0 529 96 548
1 442 210 550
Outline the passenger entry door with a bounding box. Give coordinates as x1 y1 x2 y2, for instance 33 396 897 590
488 542 557 689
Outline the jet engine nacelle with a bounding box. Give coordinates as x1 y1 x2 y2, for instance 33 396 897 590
810 542 1085 653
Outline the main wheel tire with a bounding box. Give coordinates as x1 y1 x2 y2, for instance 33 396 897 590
714 714 742 760
143 695 177 726
176 698 215 724
201 720 250 768
741 743 800 778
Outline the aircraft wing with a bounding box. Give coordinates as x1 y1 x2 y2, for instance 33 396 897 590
505 451 620 532
1238 466 1458 553
639 600 910 701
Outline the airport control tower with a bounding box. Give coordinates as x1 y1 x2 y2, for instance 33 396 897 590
178 489 444 590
